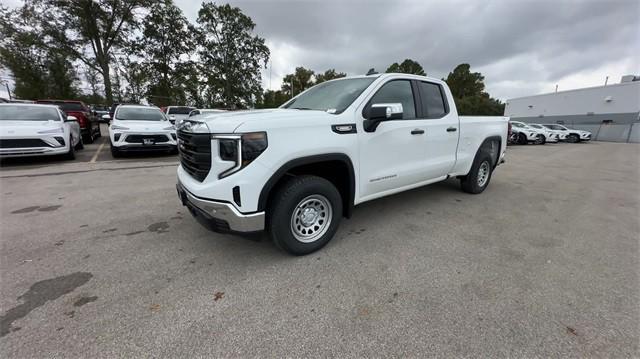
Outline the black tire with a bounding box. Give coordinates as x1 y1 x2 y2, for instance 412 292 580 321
110 143 120 158
75 135 84 150
94 126 101 138
566 134 579 143
534 134 546 145
63 141 75 160
460 152 493 194
517 133 527 145
83 133 94 144
268 175 343 255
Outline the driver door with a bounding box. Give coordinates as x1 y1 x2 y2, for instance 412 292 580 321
357 80 431 200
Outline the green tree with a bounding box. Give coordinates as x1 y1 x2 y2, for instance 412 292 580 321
34 0 152 104
315 69 346 84
133 0 195 106
256 89 290 108
84 65 104 104
386 59 426 76
444 63 485 99
119 58 148 104
281 67 315 96
444 63 504 115
0 5 78 100
196 3 270 108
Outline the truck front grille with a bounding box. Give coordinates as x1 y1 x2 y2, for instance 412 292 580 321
177 130 211 182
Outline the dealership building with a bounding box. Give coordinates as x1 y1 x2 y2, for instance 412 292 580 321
504 75 640 143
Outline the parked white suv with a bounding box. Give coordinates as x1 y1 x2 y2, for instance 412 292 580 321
510 121 548 144
541 124 592 143
176 74 508 255
109 105 177 157
165 106 195 126
527 123 567 142
0 103 82 160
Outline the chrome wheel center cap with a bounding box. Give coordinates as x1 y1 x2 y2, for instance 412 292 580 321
301 207 318 226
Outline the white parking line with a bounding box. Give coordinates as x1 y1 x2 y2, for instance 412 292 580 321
90 141 106 163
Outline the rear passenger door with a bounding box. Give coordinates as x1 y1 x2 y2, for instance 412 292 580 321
414 80 459 179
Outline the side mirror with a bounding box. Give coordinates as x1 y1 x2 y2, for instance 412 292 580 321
65 116 78 122
363 103 403 132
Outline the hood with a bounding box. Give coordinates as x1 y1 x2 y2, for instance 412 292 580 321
0 120 63 136
198 109 334 133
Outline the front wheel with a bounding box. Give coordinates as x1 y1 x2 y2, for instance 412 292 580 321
268 175 342 255
517 133 527 145
75 135 84 150
63 140 75 160
534 134 546 145
460 152 493 194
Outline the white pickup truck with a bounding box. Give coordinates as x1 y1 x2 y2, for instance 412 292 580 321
176 73 508 255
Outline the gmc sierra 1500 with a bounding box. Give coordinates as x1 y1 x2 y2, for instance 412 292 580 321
176 73 509 255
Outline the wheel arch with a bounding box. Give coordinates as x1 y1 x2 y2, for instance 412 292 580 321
476 136 502 169
257 153 356 218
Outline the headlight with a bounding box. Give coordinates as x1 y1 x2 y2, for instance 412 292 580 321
214 132 268 179
111 125 129 130
38 127 64 134
163 125 176 130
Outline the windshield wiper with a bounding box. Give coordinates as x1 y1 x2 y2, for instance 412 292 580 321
290 107 316 110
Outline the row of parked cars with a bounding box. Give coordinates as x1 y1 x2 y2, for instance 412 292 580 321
509 121 592 145
0 100 226 161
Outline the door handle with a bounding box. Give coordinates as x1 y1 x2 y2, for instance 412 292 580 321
411 129 425 135
447 127 457 132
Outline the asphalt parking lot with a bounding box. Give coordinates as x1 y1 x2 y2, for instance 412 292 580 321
0 141 638 357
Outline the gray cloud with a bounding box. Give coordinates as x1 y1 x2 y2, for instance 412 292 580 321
175 0 639 100
2 0 637 101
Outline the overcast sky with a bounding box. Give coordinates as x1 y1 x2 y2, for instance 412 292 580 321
2 0 639 101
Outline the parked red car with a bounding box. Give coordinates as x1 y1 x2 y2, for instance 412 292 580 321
35 100 101 143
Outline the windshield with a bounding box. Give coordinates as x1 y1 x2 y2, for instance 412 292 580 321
0 105 60 121
512 122 526 128
116 107 165 121
168 106 194 115
282 77 375 113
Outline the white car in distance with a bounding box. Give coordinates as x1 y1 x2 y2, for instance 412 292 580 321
165 106 195 126
109 105 177 157
541 124 592 143
510 121 544 144
0 103 82 160
526 123 560 143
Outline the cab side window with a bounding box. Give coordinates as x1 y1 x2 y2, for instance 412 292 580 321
418 81 447 118
369 80 416 119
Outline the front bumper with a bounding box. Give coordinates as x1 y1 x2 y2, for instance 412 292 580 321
176 181 265 233
0 136 69 158
111 131 177 151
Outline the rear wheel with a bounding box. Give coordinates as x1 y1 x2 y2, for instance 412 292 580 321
83 133 94 144
268 175 342 255
566 134 579 143
460 152 493 194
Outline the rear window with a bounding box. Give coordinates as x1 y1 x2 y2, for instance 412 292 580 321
418 81 447 118
115 107 165 121
168 107 194 115
0 105 60 121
